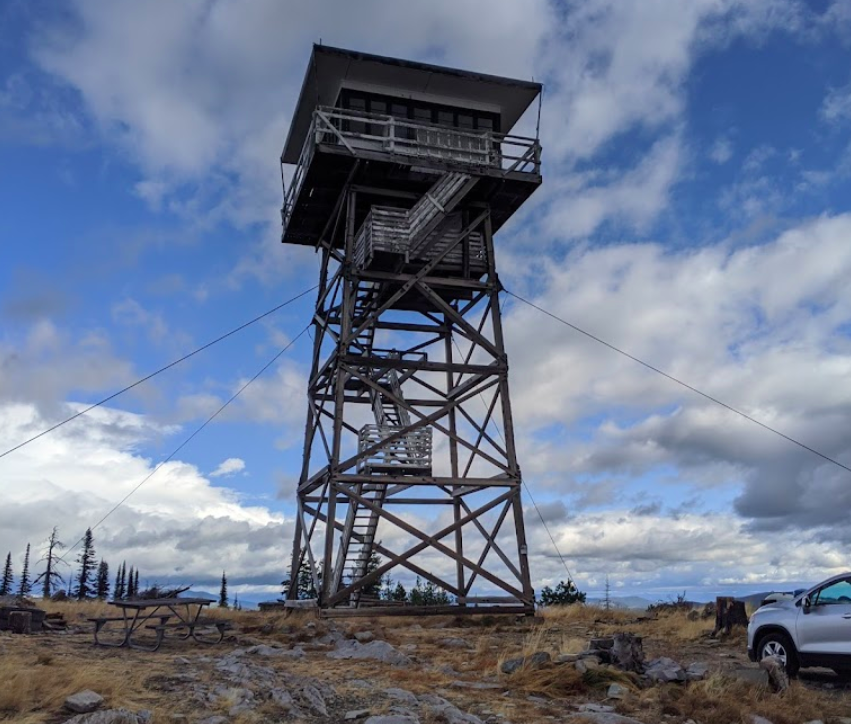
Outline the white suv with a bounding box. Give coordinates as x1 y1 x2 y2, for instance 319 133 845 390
747 571 851 677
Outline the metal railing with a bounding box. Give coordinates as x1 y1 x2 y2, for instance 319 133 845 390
282 106 541 235
357 425 433 473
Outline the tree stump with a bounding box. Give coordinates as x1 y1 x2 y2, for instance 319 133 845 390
9 611 32 634
711 597 748 637
611 632 644 672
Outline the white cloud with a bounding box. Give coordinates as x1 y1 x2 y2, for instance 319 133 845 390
210 457 246 478
0 402 290 586
710 136 733 164
821 83 851 124
504 212 851 543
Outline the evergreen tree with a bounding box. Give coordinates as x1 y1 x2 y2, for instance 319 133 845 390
95 560 110 599
361 550 386 598
218 571 228 608
126 566 135 598
114 561 126 601
73 528 96 600
281 560 318 600
389 581 407 602
408 577 450 606
233 593 240 611
537 579 586 607
0 552 13 596
133 568 140 597
34 527 67 598
17 543 32 597
603 575 612 612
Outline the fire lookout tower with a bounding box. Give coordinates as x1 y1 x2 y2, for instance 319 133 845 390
281 45 542 616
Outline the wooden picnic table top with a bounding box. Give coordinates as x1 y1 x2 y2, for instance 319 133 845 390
107 597 215 609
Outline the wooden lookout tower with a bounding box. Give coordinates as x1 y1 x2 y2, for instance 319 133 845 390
281 45 542 616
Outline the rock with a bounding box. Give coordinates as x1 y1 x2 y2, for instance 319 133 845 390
731 667 769 686
197 717 228 724
685 662 710 681
500 651 551 674
346 710 371 720
247 643 305 659
759 655 789 692
173 656 191 665
63 710 152 724
439 636 472 649
300 684 328 716
644 656 686 683
354 630 375 643
329 640 412 666
419 693 483 724
575 658 601 674
802 720 824 724
566 713 647 724
578 703 615 713
383 687 418 705
364 717 420 724
65 690 105 713
750 716 774 724
269 688 295 710
606 683 629 699
555 653 580 664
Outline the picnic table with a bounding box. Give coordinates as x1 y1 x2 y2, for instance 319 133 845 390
89 597 229 652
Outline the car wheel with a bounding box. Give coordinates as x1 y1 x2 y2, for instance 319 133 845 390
758 632 799 677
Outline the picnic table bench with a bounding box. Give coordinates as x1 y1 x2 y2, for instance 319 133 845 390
89 597 229 652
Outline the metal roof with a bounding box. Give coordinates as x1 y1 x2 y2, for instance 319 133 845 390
282 45 542 164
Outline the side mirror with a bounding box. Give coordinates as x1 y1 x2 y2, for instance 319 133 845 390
802 596 812 613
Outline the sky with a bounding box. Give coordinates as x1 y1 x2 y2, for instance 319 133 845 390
2 0 851 604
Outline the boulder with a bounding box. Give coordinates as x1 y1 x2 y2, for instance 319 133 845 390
364 717 420 724
329 640 412 666
383 688 419 705
65 691 104 714
500 651 551 674
606 683 629 699
644 657 686 683
354 630 375 643
567 713 647 724
345 710 371 720
685 662 710 681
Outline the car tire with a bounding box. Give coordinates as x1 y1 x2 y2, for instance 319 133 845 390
757 632 799 677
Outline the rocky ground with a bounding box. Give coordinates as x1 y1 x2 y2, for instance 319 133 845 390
1 602 849 724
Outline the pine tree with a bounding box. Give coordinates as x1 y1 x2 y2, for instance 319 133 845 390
34 527 67 598
603 575 612 612
95 560 110 599
74 528 96 600
0 552 13 596
114 561 126 601
126 566 136 599
17 543 32 597
133 568 139 597
233 593 240 611
219 571 228 608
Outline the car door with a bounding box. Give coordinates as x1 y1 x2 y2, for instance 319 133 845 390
796 577 851 655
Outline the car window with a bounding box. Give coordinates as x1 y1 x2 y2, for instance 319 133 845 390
813 579 851 605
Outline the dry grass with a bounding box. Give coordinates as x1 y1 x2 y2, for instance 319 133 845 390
623 672 850 724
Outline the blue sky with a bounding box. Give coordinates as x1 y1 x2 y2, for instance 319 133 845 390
2 0 851 603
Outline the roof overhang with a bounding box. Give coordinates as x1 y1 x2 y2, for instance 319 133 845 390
282 45 541 164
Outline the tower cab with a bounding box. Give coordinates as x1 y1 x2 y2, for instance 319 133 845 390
280 44 543 267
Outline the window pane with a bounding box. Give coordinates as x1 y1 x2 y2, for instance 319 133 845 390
371 100 387 115
438 110 453 127
816 580 851 604
414 106 432 123
477 117 493 132
458 114 474 129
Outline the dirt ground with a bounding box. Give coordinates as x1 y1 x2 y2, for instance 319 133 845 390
1 602 849 724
